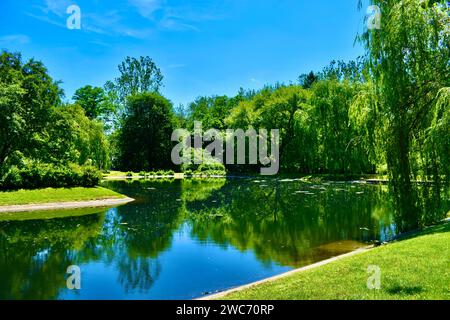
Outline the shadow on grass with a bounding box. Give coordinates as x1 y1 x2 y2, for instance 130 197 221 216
395 220 450 242
386 285 424 296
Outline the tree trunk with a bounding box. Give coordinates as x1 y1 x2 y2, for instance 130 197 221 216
390 125 419 232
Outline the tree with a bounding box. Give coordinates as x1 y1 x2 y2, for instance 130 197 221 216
0 50 110 181
298 71 318 89
0 80 25 172
104 56 163 110
116 92 176 171
357 0 450 230
0 51 62 170
72 85 108 119
48 104 110 170
187 95 240 130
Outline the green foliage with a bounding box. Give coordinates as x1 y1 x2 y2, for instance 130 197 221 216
116 92 177 171
298 71 318 89
0 163 102 190
224 80 374 174
139 171 147 177
0 51 61 171
48 104 110 170
357 0 450 230
104 56 163 109
179 147 226 174
186 95 243 130
197 163 226 173
73 85 110 120
0 50 110 188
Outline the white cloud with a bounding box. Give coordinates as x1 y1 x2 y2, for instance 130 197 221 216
27 0 223 38
128 0 164 18
159 18 199 32
128 0 223 32
43 0 73 16
0 34 31 46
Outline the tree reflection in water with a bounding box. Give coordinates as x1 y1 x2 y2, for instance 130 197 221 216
0 178 447 299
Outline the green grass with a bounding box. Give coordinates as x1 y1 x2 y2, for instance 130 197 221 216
0 187 126 206
221 222 450 300
0 206 109 221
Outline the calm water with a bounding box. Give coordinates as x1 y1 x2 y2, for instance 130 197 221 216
0 178 398 300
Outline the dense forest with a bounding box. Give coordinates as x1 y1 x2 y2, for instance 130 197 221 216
0 0 448 230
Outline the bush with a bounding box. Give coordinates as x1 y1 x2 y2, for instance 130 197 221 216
126 172 133 177
0 163 102 190
139 171 147 177
197 162 226 173
195 163 226 176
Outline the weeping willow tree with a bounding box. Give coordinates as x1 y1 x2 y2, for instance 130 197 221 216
355 0 450 231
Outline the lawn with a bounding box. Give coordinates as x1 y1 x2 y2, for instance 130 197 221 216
0 187 126 206
221 222 450 300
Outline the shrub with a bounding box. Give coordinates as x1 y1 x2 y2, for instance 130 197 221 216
0 163 102 190
126 172 133 177
139 171 147 178
195 163 226 176
197 162 226 173
80 166 103 187
2 166 22 188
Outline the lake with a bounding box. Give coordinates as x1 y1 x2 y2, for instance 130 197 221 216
0 178 397 299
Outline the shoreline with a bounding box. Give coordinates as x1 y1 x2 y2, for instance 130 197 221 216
198 245 374 301
197 245 373 300
0 197 135 213
198 217 450 300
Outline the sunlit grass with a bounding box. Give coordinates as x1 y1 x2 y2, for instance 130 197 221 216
221 222 450 300
0 187 126 206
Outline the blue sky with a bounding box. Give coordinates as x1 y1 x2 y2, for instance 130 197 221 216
0 0 369 107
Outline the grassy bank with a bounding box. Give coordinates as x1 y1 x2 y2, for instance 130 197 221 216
220 222 450 300
0 187 126 206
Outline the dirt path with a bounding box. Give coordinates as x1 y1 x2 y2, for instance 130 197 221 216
0 197 135 213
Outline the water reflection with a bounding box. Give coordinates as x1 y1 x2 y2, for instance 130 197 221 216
0 178 406 299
